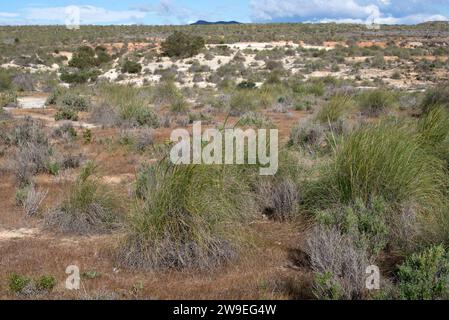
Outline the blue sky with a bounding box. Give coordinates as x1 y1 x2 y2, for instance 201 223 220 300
0 0 448 25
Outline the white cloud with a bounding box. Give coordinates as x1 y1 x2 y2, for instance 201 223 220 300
0 12 21 25
134 0 200 24
23 5 146 24
251 0 380 21
0 12 19 18
250 0 448 24
318 14 448 24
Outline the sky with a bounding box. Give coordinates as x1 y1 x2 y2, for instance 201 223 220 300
0 0 448 26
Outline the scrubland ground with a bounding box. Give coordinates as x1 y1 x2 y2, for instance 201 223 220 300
1 23 449 300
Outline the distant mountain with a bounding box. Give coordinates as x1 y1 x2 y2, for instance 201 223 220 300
190 20 242 25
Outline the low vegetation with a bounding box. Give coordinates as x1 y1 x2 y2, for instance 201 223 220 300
118 161 256 271
1 22 449 300
44 162 121 235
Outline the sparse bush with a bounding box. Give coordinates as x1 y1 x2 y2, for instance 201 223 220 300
257 178 299 221
121 59 142 74
293 81 325 97
89 103 121 127
54 108 78 121
237 81 256 90
95 46 111 64
97 84 159 127
36 275 57 292
10 119 54 185
315 197 389 256
265 60 284 71
170 97 189 114
8 273 31 294
60 69 100 84
153 80 181 106
118 162 255 271
417 105 449 165
313 271 345 300
69 46 94 68
60 93 90 111
397 245 449 300
0 68 12 90
12 73 34 91
306 225 368 299
238 112 273 128
314 122 447 214
161 31 205 58
188 61 210 73
8 117 47 146
45 86 65 106
16 184 48 216
44 162 121 235
421 84 449 113
316 95 353 123
9 273 56 296
289 121 328 153
229 90 258 116
52 123 77 140
82 128 92 144
135 128 155 152
0 90 17 107
60 153 84 170
358 89 395 116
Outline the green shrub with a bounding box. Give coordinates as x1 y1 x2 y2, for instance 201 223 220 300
9 273 31 294
44 162 121 235
45 86 65 105
358 89 395 116
237 81 256 90
97 84 159 127
289 122 330 154
315 196 389 256
46 161 60 176
9 273 56 295
82 128 92 144
57 93 90 112
238 112 273 128
417 105 449 165
82 270 101 279
0 90 17 107
0 68 12 91
60 69 99 84
161 31 205 58
398 245 449 300
69 46 97 69
52 124 77 140
306 225 368 299
153 80 181 106
95 46 111 64
170 97 189 114
313 272 345 300
421 84 449 113
293 80 324 97
121 59 142 74
118 162 256 271
316 95 353 123
313 122 447 214
229 90 258 116
36 275 57 291
134 107 160 127
55 108 79 121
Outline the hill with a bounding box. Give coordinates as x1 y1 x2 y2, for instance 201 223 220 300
190 20 241 25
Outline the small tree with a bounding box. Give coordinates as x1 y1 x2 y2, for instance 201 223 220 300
69 46 97 69
161 31 205 59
